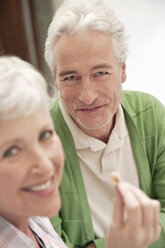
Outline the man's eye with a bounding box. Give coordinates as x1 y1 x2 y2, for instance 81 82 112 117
3 146 19 158
96 71 108 76
39 130 53 141
64 75 78 81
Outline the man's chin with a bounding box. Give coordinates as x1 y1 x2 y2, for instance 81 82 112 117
75 118 112 131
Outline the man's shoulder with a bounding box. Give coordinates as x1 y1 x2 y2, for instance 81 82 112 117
122 90 159 104
121 90 163 115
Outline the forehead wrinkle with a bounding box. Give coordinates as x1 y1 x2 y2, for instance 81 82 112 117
54 31 118 77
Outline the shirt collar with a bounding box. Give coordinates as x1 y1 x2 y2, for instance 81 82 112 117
0 216 36 248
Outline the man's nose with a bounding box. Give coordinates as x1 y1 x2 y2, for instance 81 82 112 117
78 78 98 105
29 146 53 175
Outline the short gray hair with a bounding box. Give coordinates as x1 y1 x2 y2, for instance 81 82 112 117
0 56 49 123
45 0 128 74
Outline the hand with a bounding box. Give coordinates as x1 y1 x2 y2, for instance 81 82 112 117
106 182 161 248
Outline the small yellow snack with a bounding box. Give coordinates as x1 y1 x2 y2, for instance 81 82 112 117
110 171 120 186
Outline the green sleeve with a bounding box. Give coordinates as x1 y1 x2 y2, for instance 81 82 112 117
122 92 165 247
149 100 165 247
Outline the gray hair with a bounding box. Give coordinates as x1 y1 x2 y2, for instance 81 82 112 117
0 56 49 123
45 0 128 75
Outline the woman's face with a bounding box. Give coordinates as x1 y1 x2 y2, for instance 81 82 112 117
0 107 64 225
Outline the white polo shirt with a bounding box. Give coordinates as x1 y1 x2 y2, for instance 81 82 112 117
59 97 139 238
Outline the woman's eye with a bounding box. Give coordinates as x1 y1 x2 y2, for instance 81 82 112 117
3 146 19 158
39 130 53 141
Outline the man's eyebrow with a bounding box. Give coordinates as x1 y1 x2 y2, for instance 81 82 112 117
92 64 112 70
59 64 112 76
59 70 78 77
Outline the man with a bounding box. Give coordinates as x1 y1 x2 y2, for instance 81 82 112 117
44 0 165 247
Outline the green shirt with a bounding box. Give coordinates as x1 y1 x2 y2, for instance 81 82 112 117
50 91 165 248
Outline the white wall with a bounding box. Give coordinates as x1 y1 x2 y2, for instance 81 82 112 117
104 0 165 104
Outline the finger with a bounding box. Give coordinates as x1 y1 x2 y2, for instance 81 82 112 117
122 183 161 244
126 184 160 228
117 182 142 228
152 200 161 240
143 201 161 246
129 186 152 227
112 185 125 226
152 200 160 227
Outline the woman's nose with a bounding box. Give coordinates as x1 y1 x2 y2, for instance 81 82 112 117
29 146 53 176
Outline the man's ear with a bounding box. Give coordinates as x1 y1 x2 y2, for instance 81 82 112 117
121 63 127 83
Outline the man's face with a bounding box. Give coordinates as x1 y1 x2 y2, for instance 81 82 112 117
54 30 126 141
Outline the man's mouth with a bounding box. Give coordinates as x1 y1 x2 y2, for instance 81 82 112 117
77 105 105 112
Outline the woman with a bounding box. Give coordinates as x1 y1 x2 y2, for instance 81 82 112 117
0 56 67 248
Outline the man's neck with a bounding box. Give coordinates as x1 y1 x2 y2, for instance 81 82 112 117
73 114 116 144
